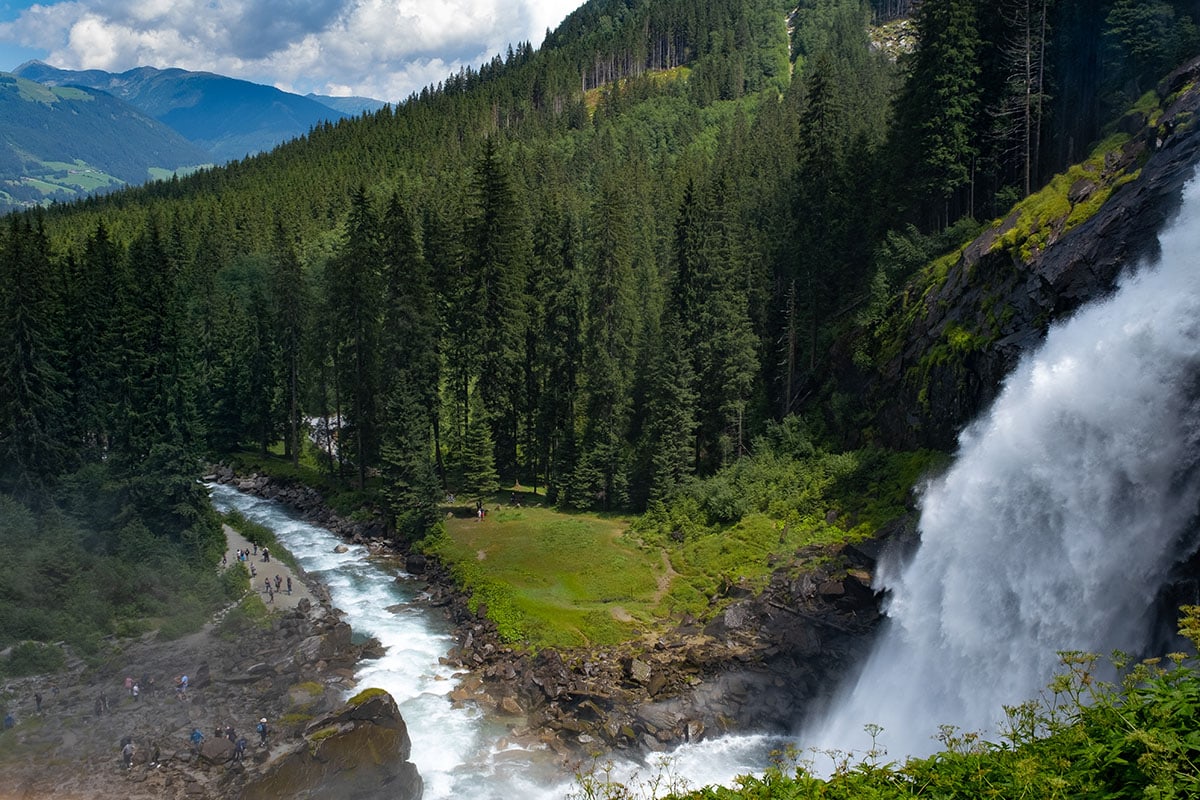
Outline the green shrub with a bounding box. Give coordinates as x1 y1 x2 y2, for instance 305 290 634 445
1 641 66 677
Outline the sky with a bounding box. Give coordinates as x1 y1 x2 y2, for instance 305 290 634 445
0 0 583 102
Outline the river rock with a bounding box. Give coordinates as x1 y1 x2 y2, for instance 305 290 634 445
198 737 234 763
241 689 421 800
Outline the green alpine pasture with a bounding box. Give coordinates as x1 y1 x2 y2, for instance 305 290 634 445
430 498 653 648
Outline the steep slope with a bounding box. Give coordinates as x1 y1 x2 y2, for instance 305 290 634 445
845 58 1200 452
0 73 210 213
13 61 359 162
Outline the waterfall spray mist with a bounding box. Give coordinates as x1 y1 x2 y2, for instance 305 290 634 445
803 173 1200 764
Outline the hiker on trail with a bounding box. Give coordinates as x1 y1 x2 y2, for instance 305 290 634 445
253 543 258 555
263 547 270 562
34 692 41 712
4 712 14 729
286 576 292 595
234 736 247 761
274 574 282 591
122 740 135 769
124 676 133 694
249 563 257 578
257 717 269 746
132 683 139 701
190 728 204 750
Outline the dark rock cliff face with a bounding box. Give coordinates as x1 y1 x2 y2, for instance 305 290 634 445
853 57 1200 452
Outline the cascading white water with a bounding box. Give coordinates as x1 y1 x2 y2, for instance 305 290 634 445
803 173 1200 765
208 482 579 799
209 482 780 797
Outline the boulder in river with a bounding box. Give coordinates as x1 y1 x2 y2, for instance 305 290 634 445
241 688 422 800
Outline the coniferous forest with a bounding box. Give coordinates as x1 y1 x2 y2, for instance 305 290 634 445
1 0 1198 658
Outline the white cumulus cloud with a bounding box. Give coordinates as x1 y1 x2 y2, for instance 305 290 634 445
0 0 582 100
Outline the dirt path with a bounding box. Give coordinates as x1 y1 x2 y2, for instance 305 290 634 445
611 549 678 623
220 524 315 611
652 549 678 604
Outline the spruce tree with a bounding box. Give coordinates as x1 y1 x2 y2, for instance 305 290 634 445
270 219 308 466
63 223 122 462
0 216 69 504
573 179 636 509
461 389 500 503
327 187 384 489
897 0 983 227
380 380 440 539
466 138 532 478
378 191 443 532
538 213 585 504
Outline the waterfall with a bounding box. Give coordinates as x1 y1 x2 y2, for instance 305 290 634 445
803 173 1200 763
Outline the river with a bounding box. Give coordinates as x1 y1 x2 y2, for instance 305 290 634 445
207 481 775 799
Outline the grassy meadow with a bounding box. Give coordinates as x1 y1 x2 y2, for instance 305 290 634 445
430 494 660 648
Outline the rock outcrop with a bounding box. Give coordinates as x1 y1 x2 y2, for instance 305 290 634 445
242 689 422 800
848 57 1200 451
0 570 404 800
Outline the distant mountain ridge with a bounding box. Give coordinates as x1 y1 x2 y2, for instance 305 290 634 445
13 61 384 163
307 93 387 116
0 72 209 213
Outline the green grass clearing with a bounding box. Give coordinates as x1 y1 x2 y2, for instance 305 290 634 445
428 499 665 649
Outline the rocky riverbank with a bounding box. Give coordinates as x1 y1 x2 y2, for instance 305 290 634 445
0 515 420 800
209 466 893 762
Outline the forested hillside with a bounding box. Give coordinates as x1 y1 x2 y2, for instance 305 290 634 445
0 73 209 213
14 61 361 163
1 0 1197 651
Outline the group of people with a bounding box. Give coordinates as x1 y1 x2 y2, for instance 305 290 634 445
125 715 268 769
262 573 292 603
120 735 159 769
122 674 148 701
187 718 268 755
233 544 269 563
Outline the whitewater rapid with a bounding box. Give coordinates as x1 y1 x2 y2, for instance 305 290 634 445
803 173 1200 764
207 482 776 798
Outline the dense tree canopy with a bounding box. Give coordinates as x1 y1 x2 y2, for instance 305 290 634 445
2 0 1195 540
